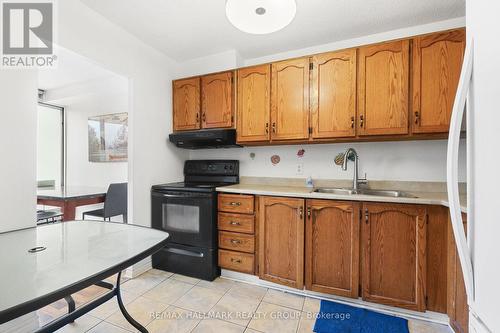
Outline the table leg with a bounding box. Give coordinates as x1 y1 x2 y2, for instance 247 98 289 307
64 296 75 323
115 271 148 333
62 201 77 221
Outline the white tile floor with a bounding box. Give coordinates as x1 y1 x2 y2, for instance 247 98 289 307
43 269 453 333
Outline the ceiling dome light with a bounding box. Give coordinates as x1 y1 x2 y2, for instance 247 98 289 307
225 0 297 35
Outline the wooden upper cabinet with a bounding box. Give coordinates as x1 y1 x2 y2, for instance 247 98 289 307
305 200 360 298
271 58 310 140
173 77 200 131
362 202 427 311
201 71 233 129
413 29 465 133
259 196 305 289
236 65 271 142
311 50 357 138
358 40 410 136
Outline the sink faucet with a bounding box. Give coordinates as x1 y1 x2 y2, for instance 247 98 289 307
340 148 367 190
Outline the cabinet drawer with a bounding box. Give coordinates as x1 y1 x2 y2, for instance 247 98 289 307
218 194 254 214
219 231 255 253
218 213 255 234
219 249 254 274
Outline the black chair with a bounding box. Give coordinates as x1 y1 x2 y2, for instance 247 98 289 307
37 209 63 225
82 183 127 222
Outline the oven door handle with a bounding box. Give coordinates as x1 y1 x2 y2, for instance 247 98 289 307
152 192 210 200
163 247 204 258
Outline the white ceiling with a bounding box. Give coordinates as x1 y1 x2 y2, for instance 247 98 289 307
38 47 117 90
81 0 465 62
38 47 128 107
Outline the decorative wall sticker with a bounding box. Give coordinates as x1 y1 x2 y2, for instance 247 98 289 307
249 152 256 160
270 155 281 165
297 148 305 158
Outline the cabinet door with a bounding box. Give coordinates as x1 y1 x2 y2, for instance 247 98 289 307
305 200 360 298
201 72 233 129
271 58 310 140
173 77 200 131
358 40 410 136
236 65 271 142
311 50 357 138
259 196 305 289
362 203 427 311
448 213 469 333
412 29 465 133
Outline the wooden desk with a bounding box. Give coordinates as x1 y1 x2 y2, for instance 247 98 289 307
37 186 107 221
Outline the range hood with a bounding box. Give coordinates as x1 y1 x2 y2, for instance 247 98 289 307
169 129 242 149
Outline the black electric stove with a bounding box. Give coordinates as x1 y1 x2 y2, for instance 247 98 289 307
151 160 239 281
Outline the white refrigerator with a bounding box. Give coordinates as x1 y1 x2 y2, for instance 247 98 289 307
448 3 500 331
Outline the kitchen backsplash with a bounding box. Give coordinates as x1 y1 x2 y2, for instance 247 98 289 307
189 139 467 182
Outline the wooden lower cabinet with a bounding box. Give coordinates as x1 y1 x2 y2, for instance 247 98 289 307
223 194 457 317
218 194 256 275
448 213 469 333
259 196 305 289
361 202 427 311
219 250 254 274
305 200 360 298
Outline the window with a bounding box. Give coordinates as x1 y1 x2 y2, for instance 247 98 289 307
37 103 64 187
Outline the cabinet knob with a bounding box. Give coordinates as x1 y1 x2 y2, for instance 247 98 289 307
230 239 242 245
299 207 304 219
229 202 241 206
272 122 276 133
360 115 364 128
231 258 242 264
265 122 269 134
196 113 200 123
351 116 355 129
414 111 420 125
202 113 206 122
229 221 241 226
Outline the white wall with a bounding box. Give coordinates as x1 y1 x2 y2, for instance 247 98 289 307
187 17 466 183
0 70 38 233
466 1 500 332
57 0 188 229
44 73 131 188
191 140 466 182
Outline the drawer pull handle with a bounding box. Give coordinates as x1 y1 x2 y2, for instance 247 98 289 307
231 258 242 264
229 221 241 226
228 202 242 206
230 239 242 244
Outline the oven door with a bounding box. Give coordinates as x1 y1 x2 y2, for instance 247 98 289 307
151 190 216 249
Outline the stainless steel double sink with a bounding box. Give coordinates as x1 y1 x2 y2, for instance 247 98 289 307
313 187 417 198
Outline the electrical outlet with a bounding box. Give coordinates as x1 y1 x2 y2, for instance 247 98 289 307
296 163 304 175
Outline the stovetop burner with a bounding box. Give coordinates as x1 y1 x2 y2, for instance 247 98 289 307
151 182 234 193
152 160 239 193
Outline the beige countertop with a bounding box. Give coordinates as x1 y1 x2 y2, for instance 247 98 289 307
216 177 467 213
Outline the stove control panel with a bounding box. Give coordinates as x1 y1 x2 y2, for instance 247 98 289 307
184 160 239 176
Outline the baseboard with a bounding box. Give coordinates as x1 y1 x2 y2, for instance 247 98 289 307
221 269 451 326
125 257 152 278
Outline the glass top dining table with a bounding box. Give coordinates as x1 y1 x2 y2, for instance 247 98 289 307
0 221 169 332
